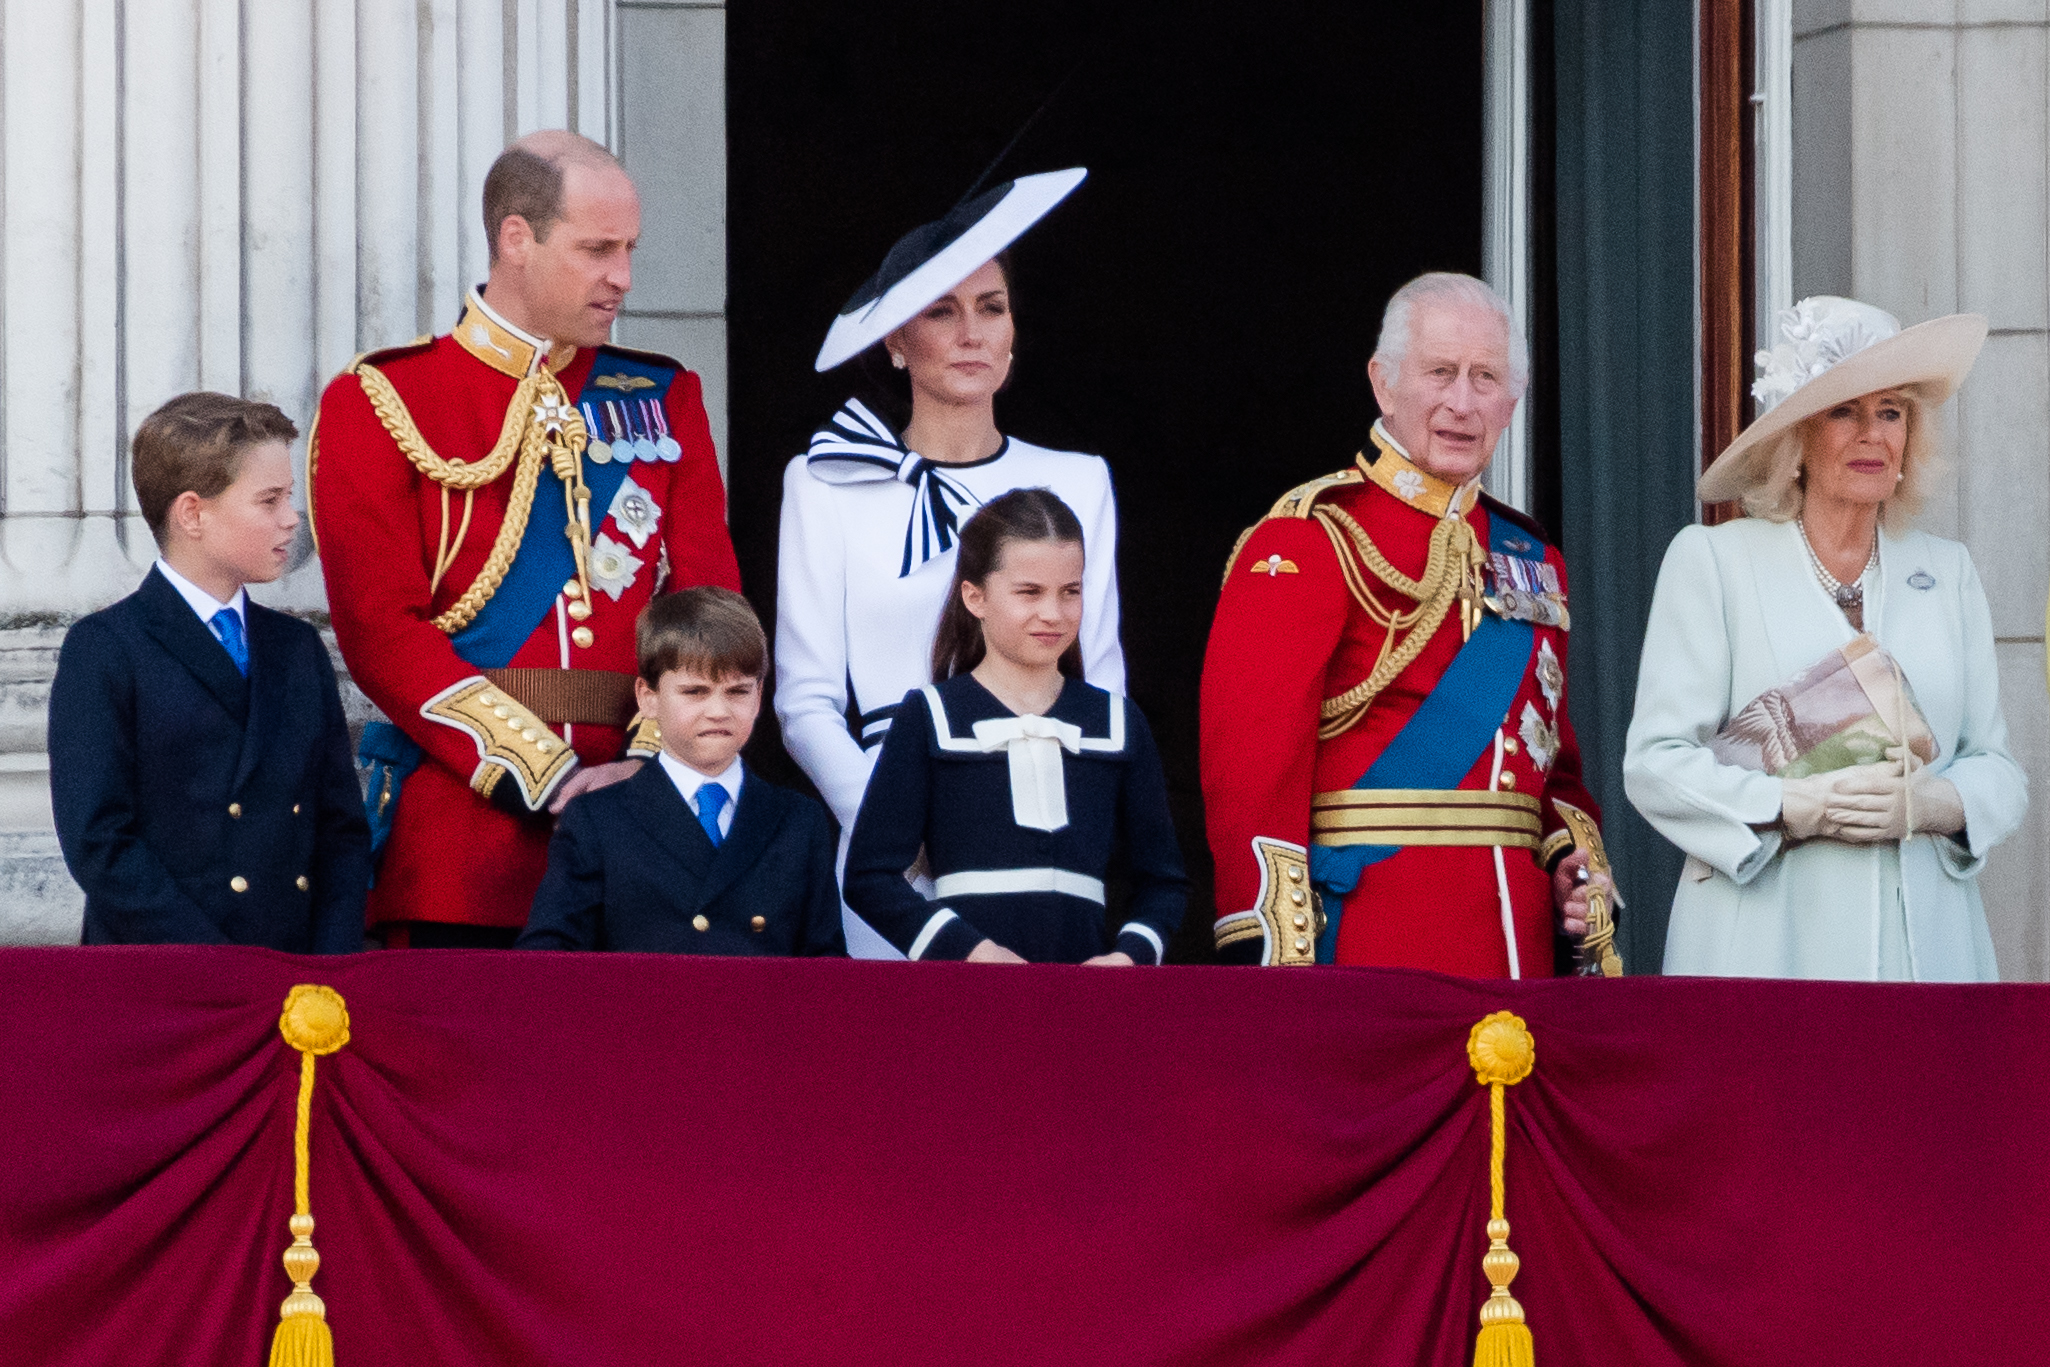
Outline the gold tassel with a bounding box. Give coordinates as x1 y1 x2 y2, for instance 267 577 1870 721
1467 1011 1537 1367
268 985 351 1367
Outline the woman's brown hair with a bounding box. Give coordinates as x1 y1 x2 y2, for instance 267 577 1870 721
930 487 1086 683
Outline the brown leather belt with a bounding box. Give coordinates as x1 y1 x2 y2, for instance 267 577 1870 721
482 668 639 727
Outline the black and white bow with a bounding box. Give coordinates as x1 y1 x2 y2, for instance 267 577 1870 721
806 398 981 577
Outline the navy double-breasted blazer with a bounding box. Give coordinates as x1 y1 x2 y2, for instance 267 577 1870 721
518 760 845 955
48 566 371 952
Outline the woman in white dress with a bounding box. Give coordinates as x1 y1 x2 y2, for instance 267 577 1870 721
1625 297 2026 980
776 169 1125 957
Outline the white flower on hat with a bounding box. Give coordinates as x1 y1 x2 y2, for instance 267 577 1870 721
1751 296 1902 413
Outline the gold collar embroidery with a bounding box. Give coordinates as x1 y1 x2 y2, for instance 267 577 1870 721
1356 422 1480 519
453 290 577 377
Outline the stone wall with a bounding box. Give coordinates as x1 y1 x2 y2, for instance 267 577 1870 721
0 0 729 943
1792 0 2050 975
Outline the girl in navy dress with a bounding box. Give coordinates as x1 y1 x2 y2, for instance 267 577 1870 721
845 489 1186 964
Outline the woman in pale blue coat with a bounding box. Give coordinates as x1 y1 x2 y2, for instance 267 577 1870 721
1626 297 2027 980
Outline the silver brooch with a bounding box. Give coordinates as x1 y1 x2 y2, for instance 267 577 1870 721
1907 570 1936 591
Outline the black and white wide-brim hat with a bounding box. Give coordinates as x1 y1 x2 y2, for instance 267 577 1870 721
813 167 1088 372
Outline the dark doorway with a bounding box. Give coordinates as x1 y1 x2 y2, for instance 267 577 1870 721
728 2 1486 959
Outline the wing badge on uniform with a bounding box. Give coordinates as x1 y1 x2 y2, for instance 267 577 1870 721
1251 553 1299 577
592 373 657 392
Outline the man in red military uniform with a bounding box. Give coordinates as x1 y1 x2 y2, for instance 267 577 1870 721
313 131 741 946
1202 272 1617 977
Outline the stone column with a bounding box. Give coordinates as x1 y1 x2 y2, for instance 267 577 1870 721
614 0 729 465
0 0 631 941
1791 0 2050 976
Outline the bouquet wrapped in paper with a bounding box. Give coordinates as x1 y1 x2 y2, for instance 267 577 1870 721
1711 634 1937 778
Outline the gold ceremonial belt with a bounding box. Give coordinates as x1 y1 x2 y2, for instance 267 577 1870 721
1310 787 1542 850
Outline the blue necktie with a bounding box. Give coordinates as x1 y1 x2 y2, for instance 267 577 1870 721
694 781 728 849
209 608 248 677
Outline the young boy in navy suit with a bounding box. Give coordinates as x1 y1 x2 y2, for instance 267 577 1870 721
519 588 843 955
49 393 371 951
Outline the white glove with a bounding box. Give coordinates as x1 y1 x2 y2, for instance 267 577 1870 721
1909 771 1967 836
1780 762 1906 843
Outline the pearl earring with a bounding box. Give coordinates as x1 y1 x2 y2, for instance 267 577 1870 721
890 353 906 369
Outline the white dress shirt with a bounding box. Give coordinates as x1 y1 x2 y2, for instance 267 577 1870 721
657 751 742 838
156 559 247 629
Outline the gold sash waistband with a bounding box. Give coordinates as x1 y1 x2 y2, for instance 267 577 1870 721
1310 787 1542 850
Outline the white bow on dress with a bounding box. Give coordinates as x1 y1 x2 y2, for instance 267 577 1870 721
969 714 1083 832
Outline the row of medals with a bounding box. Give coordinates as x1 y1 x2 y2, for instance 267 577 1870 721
578 402 683 465
589 433 682 465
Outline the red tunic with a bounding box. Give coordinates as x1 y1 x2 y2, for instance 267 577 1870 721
1200 434 1598 978
312 295 741 931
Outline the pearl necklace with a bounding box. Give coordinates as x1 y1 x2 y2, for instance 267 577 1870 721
1797 516 1880 614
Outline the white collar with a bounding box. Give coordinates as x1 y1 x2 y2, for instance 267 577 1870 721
156 559 246 626
658 751 743 809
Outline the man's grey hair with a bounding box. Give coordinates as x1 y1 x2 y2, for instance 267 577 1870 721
1371 272 1530 398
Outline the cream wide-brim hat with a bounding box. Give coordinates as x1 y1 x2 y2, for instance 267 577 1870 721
1698 304 1988 504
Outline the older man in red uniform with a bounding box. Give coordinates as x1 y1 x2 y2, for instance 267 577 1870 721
313 131 740 946
1202 272 1616 977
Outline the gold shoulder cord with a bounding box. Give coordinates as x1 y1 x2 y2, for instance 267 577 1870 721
1312 505 1486 740
350 361 589 635
1220 465 1487 741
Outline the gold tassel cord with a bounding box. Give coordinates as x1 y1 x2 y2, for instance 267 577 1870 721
1467 1011 1537 1367
269 985 351 1367
1313 506 1487 740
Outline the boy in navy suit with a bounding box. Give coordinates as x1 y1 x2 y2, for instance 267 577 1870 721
49 393 371 951
518 588 843 955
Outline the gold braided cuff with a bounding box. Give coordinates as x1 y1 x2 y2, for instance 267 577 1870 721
1215 837 1319 966
421 676 576 812
623 715 663 759
1538 829 1574 870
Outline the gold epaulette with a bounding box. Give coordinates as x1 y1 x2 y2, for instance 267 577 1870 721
1221 467 1365 586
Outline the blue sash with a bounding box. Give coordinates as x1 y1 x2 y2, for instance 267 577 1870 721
358 350 676 869
1309 513 1540 961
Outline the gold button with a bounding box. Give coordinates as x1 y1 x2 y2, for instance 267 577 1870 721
692 914 710 932
751 916 767 932
230 876 248 893
538 740 556 754
1294 937 1309 952
523 729 541 744
1286 865 1302 883
1292 913 1307 928
1499 772 1517 790
567 599 593 621
1289 889 1306 906
296 876 310 891
571 626 595 649
563 579 583 599
1503 737 1519 755
479 691 498 706
227 802 241 818
292 803 301 815
493 705 511 720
